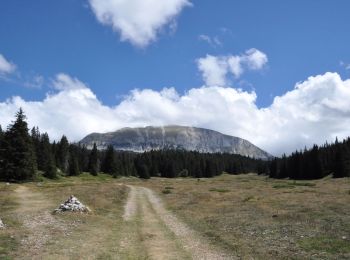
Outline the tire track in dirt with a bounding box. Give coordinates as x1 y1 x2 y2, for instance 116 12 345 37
122 185 236 259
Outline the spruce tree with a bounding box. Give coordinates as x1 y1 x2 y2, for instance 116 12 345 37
88 143 99 176
31 127 41 169
56 135 69 174
102 145 117 175
2 109 37 181
134 158 150 179
40 133 57 179
68 152 80 176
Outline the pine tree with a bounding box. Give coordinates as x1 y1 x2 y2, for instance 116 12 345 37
1 109 37 181
56 135 69 174
134 159 150 179
68 152 80 176
102 145 117 175
31 127 41 169
88 143 99 176
40 133 57 179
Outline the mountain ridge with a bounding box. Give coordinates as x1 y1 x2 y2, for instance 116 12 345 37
80 125 272 160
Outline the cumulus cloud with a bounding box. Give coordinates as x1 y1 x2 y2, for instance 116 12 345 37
52 73 89 90
197 55 228 86
0 54 16 75
197 49 268 86
88 0 191 47
1 72 350 156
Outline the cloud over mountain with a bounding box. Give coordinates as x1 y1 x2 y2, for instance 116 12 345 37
1 72 350 156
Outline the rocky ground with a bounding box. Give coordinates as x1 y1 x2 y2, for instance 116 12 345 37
54 195 91 213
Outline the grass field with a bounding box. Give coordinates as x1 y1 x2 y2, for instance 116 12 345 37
0 173 349 259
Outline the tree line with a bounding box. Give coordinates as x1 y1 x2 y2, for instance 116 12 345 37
1 109 349 182
268 138 350 179
0 109 263 182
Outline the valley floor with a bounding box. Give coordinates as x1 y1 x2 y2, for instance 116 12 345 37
0 174 349 259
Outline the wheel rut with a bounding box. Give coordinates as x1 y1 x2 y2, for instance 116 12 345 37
122 185 235 260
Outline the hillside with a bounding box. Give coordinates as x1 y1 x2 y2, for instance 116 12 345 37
80 125 271 160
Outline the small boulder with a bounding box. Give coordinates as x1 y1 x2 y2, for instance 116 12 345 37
54 195 91 213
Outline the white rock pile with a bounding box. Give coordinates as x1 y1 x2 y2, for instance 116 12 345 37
0 218 5 229
54 195 91 213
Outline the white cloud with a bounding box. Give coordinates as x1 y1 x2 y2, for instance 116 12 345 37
1 72 350 156
88 0 191 47
244 48 268 70
197 55 228 86
198 34 222 47
197 49 268 86
340 61 350 70
52 73 88 90
0 54 16 75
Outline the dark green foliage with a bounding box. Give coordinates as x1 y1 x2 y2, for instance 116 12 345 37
129 149 263 179
102 145 118 176
40 133 57 179
269 138 350 179
56 135 69 174
44 155 58 179
88 143 99 176
0 109 37 181
134 159 150 179
68 150 80 176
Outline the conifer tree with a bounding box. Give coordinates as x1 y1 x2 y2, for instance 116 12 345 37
88 143 99 176
102 145 117 175
68 151 80 176
40 133 57 179
56 135 69 173
2 109 37 181
134 157 150 179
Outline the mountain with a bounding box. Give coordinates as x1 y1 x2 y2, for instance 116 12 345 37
80 125 272 160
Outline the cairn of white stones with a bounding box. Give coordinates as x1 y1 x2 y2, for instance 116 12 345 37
0 218 5 229
54 195 91 213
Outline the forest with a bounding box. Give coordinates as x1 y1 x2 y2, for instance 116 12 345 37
0 109 349 182
269 138 350 179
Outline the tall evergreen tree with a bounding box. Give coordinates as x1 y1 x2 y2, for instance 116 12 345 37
68 151 80 176
102 145 117 175
88 143 99 176
1 109 37 181
56 135 69 174
40 133 57 179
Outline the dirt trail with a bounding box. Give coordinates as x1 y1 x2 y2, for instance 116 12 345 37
122 185 235 260
14 185 67 257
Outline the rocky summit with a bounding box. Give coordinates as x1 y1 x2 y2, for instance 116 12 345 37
54 195 91 213
80 125 272 160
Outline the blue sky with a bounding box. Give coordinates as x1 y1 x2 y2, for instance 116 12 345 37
1 0 350 155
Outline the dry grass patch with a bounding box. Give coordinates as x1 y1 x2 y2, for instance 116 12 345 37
0 174 128 259
138 174 350 259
